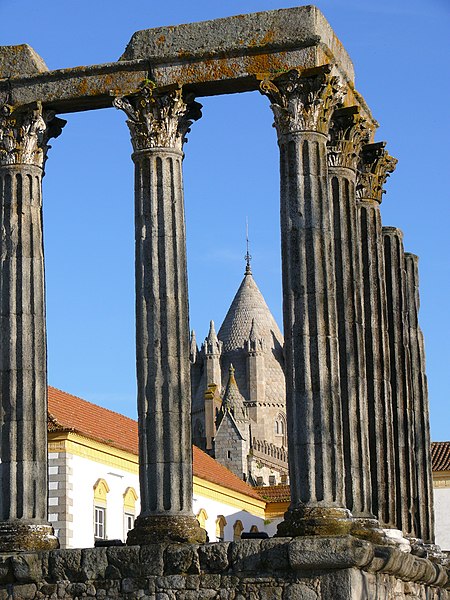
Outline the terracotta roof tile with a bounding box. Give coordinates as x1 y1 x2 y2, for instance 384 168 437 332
256 484 291 503
431 441 450 471
47 386 261 501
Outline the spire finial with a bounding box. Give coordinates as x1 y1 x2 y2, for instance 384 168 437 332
245 217 252 274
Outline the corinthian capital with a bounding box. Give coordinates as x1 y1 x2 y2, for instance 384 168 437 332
0 103 65 168
260 64 345 137
327 106 373 170
356 142 398 203
113 83 202 152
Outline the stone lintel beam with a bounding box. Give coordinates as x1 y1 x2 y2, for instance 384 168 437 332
0 8 375 125
0 60 150 114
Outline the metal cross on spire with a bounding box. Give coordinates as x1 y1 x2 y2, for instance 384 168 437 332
245 217 252 274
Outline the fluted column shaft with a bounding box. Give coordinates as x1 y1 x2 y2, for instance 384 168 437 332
261 66 353 535
383 227 416 537
134 147 192 516
115 85 205 544
327 107 373 518
0 103 64 551
356 143 397 530
404 253 434 543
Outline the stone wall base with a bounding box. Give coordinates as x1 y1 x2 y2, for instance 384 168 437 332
0 535 448 599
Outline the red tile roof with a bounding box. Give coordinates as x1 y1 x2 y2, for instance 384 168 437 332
431 441 450 472
256 485 291 503
47 386 262 501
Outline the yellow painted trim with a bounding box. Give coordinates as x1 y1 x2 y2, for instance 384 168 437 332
196 508 208 528
264 501 289 519
123 487 138 511
93 478 109 505
433 471 450 488
48 432 138 474
193 476 266 517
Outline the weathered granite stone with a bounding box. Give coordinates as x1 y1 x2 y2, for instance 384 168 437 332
164 544 200 575
140 544 166 576
48 549 82 582
260 65 353 537
260 538 290 571
198 543 229 573
0 104 64 553
356 142 398 531
289 535 373 570
120 6 354 83
0 44 48 78
115 85 205 546
107 545 141 578
327 106 374 521
383 226 416 538
80 547 108 581
230 540 263 572
405 253 435 544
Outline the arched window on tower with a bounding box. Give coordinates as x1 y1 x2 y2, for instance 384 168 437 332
274 412 287 447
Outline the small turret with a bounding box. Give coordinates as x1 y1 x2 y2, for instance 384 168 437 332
245 318 266 414
202 320 222 387
219 364 248 424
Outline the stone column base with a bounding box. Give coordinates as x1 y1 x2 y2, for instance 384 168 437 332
350 518 406 547
0 522 59 551
127 515 206 545
277 506 353 537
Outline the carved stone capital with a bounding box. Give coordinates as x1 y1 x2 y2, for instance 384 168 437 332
0 103 65 168
114 83 202 152
327 106 372 170
260 64 345 137
356 142 398 203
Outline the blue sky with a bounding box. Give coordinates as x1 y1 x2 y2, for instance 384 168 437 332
1 0 448 440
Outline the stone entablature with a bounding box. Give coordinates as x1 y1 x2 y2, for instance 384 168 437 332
0 536 448 599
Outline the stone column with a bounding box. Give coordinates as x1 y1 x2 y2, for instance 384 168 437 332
0 102 64 551
114 84 206 544
383 227 417 538
261 65 353 536
404 253 434 544
327 107 373 520
356 143 397 530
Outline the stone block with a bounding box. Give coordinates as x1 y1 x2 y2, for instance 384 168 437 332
11 552 43 582
198 543 229 573
0 44 48 78
230 540 262 572
107 545 141 578
81 547 107 581
284 582 318 600
140 544 165 576
0 557 12 584
48 549 82 582
10 583 37 599
164 544 200 575
260 538 290 571
288 536 373 571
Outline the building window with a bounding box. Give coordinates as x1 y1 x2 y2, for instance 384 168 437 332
275 413 287 446
123 486 138 541
124 513 135 534
216 515 227 542
94 506 106 539
233 519 244 541
93 478 110 541
196 508 208 529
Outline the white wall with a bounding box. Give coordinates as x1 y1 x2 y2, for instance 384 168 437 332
56 449 275 548
433 485 450 551
69 453 141 549
192 492 277 542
